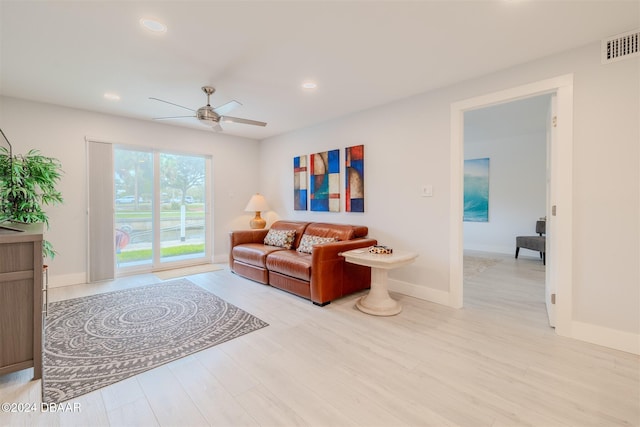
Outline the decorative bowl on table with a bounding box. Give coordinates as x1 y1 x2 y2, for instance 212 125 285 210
368 245 393 254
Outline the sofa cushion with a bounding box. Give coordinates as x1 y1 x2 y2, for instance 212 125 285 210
232 243 286 268
296 234 337 254
305 222 368 241
264 229 296 249
265 250 312 281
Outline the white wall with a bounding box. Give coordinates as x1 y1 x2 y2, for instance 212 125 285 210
260 42 639 351
463 131 547 254
0 96 261 286
259 92 454 300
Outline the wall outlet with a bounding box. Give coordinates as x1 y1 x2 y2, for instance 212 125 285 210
422 185 433 197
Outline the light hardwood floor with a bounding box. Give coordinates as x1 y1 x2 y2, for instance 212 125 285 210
1 252 638 426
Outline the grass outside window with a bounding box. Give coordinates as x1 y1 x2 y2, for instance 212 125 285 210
117 243 205 263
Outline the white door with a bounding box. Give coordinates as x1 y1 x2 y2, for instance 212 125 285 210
545 94 557 327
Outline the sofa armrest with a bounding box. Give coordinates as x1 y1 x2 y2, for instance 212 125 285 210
230 229 270 246
310 238 377 304
229 229 270 265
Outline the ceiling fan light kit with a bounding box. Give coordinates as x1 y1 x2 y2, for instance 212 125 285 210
150 86 267 132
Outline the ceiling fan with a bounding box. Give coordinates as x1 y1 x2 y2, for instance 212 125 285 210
150 86 267 131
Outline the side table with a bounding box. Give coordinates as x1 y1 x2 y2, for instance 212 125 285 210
340 248 418 316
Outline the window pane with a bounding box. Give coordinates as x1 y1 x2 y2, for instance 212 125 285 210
159 153 206 262
115 149 153 267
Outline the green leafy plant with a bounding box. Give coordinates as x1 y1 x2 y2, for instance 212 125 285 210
0 147 64 258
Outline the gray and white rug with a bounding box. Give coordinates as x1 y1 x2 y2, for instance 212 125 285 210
43 279 268 403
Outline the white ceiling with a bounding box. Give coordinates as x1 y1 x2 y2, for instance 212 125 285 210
1 1 637 140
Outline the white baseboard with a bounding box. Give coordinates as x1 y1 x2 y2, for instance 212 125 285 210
571 321 640 355
213 254 229 264
48 272 87 289
388 279 451 306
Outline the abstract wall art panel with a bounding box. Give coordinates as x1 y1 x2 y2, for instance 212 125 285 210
464 157 490 222
293 155 308 210
345 145 364 212
310 149 340 212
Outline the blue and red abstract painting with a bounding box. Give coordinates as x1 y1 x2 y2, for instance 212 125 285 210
345 145 364 212
293 155 308 210
310 149 340 212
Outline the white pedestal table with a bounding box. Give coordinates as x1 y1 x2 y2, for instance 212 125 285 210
340 249 418 316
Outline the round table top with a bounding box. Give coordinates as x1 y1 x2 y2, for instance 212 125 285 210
340 248 418 269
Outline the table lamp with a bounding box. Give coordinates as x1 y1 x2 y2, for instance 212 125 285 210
245 193 269 229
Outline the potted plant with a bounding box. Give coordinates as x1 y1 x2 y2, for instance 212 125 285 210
0 129 63 259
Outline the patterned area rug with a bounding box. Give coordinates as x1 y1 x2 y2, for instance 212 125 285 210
43 279 268 403
464 255 501 279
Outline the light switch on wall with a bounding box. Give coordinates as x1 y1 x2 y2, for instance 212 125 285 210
422 185 433 197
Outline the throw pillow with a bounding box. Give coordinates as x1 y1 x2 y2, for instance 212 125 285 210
264 229 296 249
297 234 337 254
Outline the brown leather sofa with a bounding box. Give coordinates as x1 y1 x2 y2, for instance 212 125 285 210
229 220 377 305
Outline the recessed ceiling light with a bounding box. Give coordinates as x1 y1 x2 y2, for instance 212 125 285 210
140 18 167 33
104 93 120 101
302 81 317 90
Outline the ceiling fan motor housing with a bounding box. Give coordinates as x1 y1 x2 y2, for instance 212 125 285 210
197 105 220 123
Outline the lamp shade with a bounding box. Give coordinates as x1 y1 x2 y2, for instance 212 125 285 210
245 193 269 212
245 193 269 229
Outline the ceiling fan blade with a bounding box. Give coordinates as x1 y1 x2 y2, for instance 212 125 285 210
153 115 195 120
149 97 195 112
213 100 241 116
221 116 267 127
211 123 223 132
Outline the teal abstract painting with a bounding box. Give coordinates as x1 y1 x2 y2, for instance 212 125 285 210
464 158 489 222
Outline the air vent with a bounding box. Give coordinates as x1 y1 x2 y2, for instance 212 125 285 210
602 29 640 64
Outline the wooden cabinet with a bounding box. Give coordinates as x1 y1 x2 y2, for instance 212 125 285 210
0 223 43 379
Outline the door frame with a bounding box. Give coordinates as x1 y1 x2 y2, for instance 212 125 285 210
449 74 574 337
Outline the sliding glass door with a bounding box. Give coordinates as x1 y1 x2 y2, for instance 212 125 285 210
159 153 206 262
115 147 210 271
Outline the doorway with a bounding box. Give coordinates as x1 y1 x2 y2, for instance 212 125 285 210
449 75 574 337
462 94 551 320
